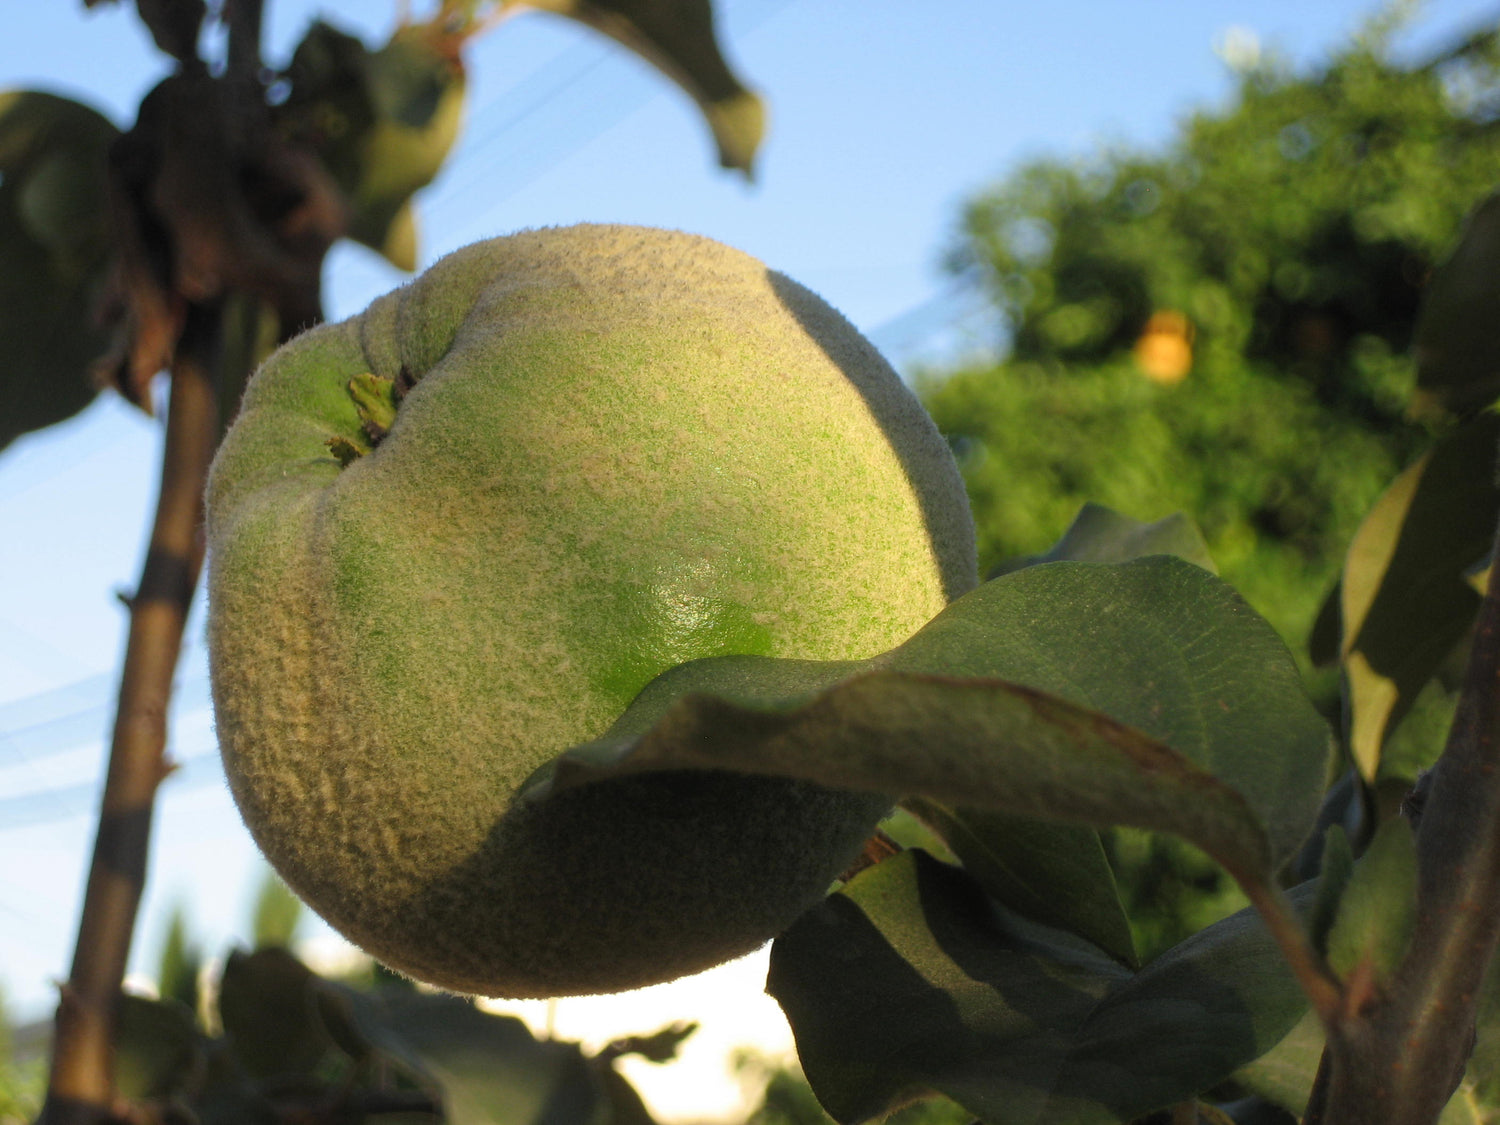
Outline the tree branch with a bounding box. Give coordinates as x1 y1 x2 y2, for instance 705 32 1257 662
1315 510 1500 1121
40 331 221 1125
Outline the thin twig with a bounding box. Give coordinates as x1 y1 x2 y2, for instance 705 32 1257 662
41 346 221 1125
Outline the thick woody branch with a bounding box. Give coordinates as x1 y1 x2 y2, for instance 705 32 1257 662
41 333 220 1125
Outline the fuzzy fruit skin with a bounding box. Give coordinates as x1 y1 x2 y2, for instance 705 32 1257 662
206 224 976 998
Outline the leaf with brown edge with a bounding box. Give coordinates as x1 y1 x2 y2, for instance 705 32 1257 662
1339 412 1500 780
0 90 119 450
504 0 765 176
540 557 1332 887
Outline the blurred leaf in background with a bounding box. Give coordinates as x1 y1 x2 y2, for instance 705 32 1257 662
0 90 119 452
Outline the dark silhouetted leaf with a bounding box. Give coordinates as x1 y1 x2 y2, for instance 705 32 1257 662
217 948 334 1080
134 0 207 63
546 558 1332 886
510 0 764 175
1414 192 1500 417
1340 413 1500 779
0 90 118 451
599 1021 697 1064
115 992 203 1101
325 987 606 1125
277 19 466 270
768 850 1314 1125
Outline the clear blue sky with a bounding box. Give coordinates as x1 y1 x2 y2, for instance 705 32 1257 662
2 0 1497 1022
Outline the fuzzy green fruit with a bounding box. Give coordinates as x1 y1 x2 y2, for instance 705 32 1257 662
206 224 977 998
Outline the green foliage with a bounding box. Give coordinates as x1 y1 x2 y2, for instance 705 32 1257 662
952 18 1500 384
922 12 1500 656
921 356 1411 656
769 851 1315 1125
0 988 43 1125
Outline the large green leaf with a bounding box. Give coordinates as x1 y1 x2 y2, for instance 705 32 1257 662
543 557 1332 884
0 89 118 451
1413 192 1500 417
507 0 764 175
907 506 1216 968
768 850 1314 1125
276 20 466 271
1339 412 1500 780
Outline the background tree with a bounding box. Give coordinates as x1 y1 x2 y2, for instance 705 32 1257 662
924 10 1500 650
919 7 1500 960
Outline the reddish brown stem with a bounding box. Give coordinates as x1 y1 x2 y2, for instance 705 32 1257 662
40 354 219 1125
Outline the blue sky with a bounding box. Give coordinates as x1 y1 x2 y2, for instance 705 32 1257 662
2 0 1496 1028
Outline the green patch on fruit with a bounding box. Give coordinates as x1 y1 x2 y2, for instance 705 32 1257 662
349 372 400 441
326 373 401 466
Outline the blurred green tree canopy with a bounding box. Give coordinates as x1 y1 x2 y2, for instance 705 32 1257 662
922 7 1500 654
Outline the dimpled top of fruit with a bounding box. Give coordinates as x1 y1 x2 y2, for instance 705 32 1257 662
205 224 977 998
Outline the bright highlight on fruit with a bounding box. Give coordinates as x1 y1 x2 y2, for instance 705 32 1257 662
205 224 977 998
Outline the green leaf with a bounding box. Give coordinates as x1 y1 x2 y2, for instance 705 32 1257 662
1339 412 1500 780
545 557 1332 884
115 993 203 1101
276 20 466 270
768 850 1314 1125
904 797 1138 968
1324 816 1418 983
959 503 1211 964
1307 825 1355 955
325 987 607 1125
994 502 1218 578
508 0 765 175
1413 192 1500 417
0 90 118 451
217 948 336 1080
